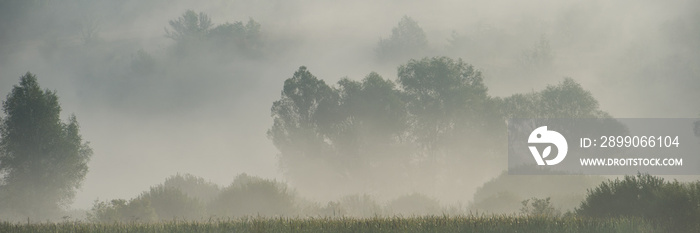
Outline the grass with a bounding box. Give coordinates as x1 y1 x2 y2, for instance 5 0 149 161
0 215 667 233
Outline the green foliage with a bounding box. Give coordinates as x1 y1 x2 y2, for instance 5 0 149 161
88 186 202 222
577 173 700 231
88 198 157 223
88 173 299 222
270 57 612 202
335 72 408 145
376 16 429 62
162 173 220 203
88 173 218 222
208 19 262 53
500 79 627 171
0 216 664 233
165 10 263 57
0 72 92 220
398 56 498 149
140 186 204 221
268 66 337 173
329 73 409 176
500 78 607 119
269 67 409 191
213 175 295 216
520 197 559 217
397 57 505 196
208 174 296 217
471 171 604 214
165 10 212 43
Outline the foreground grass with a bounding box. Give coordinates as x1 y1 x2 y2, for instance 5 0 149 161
0 216 666 233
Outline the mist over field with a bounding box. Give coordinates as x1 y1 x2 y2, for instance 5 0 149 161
0 0 698 222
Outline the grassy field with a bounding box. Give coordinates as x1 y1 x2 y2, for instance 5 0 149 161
0 216 668 233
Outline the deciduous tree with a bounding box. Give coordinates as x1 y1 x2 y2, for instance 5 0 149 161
0 72 92 220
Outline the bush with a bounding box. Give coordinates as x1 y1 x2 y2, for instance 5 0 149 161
139 186 204 220
471 171 604 214
88 198 157 223
88 173 216 222
520 197 559 217
162 173 220 203
577 173 700 231
88 186 204 222
89 173 298 221
208 174 296 217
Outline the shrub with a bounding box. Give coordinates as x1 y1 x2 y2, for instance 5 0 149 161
139 186 204 220
88 198 157 223
520 197 559 217
88 174 215 222
577 173 700 231
208 174 296 217
162 173 220 203
471 171 604 214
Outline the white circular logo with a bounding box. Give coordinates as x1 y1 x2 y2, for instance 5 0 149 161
528 126 568 165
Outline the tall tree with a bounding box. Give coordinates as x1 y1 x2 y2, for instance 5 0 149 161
397 57 505 197
268 66 338 184
398 56 500 150
376 16 429 62
269 68 412 193
165 10 212 43
500 78 608 119
0 72 92 220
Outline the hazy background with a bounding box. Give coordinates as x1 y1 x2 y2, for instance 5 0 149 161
0 0 698 210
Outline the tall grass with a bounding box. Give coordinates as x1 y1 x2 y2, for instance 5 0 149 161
0 215 667 233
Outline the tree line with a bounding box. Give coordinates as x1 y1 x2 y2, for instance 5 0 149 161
1 58 699 229
268 56 613 198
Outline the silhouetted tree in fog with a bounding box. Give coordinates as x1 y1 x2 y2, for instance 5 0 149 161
376 16 429 62
331 73 409 171
165 10 263 58
269 66 417 193
398 57 501 150
500 78 609 119
268 66 339 185
165 10 213 43
0 72 92 220
269 56 624 203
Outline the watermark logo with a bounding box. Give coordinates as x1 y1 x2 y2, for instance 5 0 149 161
528 126 568 165
509 119 698 175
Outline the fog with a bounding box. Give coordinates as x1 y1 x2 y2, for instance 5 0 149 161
0 0 698 216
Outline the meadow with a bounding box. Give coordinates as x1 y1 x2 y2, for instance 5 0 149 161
0 216 665 233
